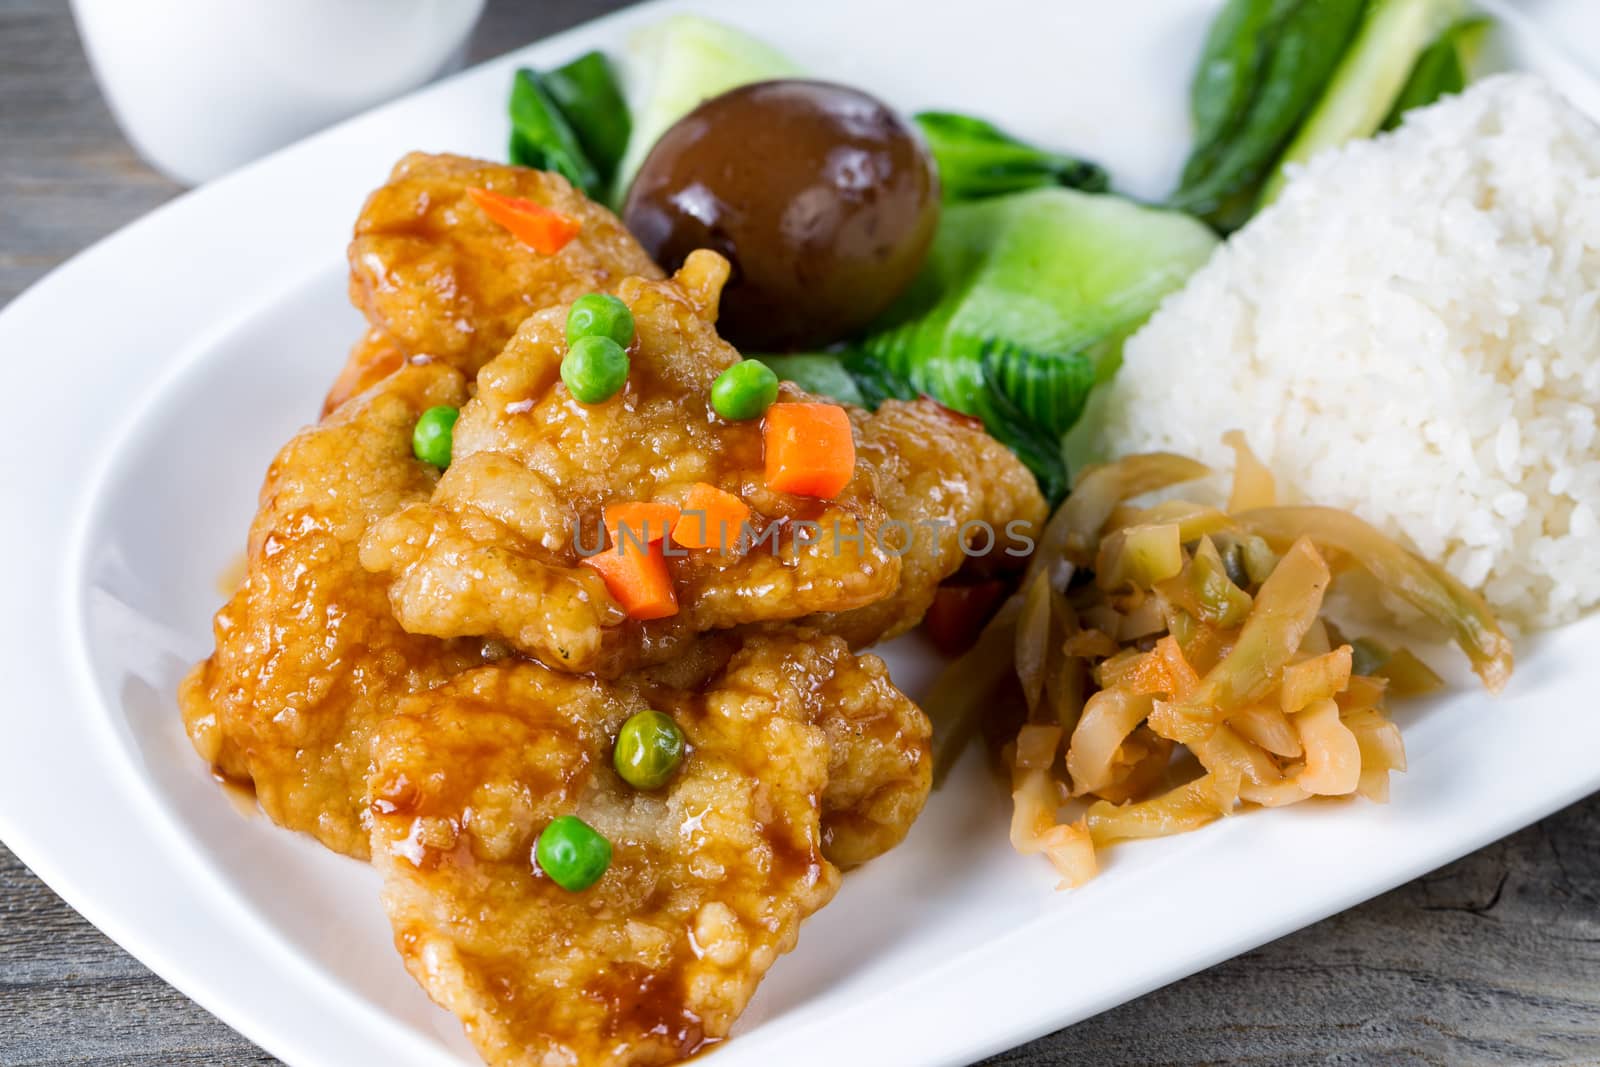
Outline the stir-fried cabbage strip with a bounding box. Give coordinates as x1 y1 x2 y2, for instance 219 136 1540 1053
1034 453 1211 577
953 443 1512 890
1236 506 1513 691
928 596 1024 786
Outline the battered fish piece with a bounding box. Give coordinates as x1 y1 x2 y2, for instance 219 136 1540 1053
369 633 917 1066
808 639 933 866
808 399 1049 648
627 631 931 869
322 327 406 416
179 362 486 858
347 153 660 381
361 253 901 678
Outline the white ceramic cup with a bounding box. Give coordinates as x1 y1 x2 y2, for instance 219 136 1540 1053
71 0 488 185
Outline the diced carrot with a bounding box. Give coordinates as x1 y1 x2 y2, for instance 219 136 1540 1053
467 186 582 254
602 501 681 545
671 483 751 551
581 539 677 620
923 579 1008 657
762 402 855 499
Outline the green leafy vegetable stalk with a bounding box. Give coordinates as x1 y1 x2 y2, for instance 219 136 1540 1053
1172 0 1368 231
913 112 1109 201
542 51 631 182
509 51 630 198
1258 0 1468 207
1381 15 1490 129
1183 0 1303 187
1174 0 1489 231
510 68 601 194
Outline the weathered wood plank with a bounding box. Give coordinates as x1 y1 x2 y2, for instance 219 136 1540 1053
2 1 1598 1065
981 793 1600 1066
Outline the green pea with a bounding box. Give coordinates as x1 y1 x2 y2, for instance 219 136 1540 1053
613 709 686 790
533 814 611 892
566 292 635 348
561 335 630 404
710 359 780 421
411 405 459 468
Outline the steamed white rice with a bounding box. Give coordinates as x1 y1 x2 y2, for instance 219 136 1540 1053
1075 74 1600 629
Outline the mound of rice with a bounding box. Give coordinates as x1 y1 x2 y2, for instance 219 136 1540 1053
1074 74 1600 629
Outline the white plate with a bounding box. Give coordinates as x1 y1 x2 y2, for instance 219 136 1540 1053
3 2 1599 1065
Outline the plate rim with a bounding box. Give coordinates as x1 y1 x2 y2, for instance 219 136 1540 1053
2 2 1599 1066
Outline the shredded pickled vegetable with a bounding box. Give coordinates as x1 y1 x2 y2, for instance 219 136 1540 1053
963 437 1513 888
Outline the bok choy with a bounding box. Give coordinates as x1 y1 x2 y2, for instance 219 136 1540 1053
1381 15 1490 129
913 112 1109 201
1258 0 1468 207
509 51 631 198
1173 0 1490 230
777 188 1218 501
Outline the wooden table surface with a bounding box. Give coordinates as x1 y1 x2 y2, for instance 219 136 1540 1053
3 1 1598 1064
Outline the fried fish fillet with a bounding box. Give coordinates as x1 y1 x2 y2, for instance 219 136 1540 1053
369 632 924 1066
344 153 660 387
360 253 902 678
182 352 927 870
345 157 1044 669
179 361 486 857
322 327 406 417
806 398 1049 648
639 630 933 868
805 637 933 866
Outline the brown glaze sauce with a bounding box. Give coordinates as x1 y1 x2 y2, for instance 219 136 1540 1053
584 964 711 1061
212 770 261 820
